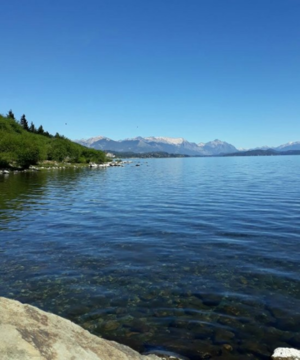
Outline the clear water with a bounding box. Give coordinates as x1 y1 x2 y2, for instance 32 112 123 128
1 156 300 360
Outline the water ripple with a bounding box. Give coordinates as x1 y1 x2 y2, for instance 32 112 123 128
1 157 300 359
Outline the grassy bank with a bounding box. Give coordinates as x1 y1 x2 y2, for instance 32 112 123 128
0 113 107 169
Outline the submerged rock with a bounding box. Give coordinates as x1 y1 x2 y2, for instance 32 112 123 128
200 293 222 307
214 329 235 344
0 297 164 360
103 319 120 332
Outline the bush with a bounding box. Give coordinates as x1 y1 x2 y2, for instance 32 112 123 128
16 140 42 168
0 155 10 168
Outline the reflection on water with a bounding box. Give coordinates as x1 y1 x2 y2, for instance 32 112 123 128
1 157 300 359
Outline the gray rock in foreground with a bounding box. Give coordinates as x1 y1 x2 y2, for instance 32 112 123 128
272 347 300 360
0 297 163 360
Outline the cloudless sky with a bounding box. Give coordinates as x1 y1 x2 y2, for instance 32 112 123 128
1 0 300 148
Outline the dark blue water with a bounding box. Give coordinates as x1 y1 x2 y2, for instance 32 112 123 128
1 156 300 359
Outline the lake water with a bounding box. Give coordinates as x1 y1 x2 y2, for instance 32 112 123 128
1 156 300 359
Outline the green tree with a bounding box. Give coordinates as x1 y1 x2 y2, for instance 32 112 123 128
16 144 41 168
7 110 15 120
48 139 68 161
15 137 45 168
37 125 44 135
29 122 36 133
20 114 29 131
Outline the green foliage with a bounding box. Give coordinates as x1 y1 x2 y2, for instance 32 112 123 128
29 122 36 133
0 113 107 169
48 139 69 161
20 114 29 131
16 138 43 168
37 125 44 135
0 154 10 168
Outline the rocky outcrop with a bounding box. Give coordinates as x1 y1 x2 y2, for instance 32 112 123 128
272 348 300 360
0 297 164 360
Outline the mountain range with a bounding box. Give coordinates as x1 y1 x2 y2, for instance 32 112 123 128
75 136 300 156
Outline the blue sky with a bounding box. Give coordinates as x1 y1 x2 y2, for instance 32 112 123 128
1 0 299 148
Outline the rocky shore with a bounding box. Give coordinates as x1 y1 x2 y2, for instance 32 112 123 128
0 297 180 360
0 297 299 360
89 160 131 167
0 160 132 175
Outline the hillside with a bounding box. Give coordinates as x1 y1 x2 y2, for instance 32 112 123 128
224 149 278 156
0 112 106 169
223 149 300 157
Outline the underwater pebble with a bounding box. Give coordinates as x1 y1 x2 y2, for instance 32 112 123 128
214 329 235 344
222 343 233 351
103 320 120 331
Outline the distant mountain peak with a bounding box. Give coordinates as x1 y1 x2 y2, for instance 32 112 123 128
75 136 112 147
277 140 300 147
124 136 144 141
276 141 300 151
77 136 110 143
144 136 186 145
209 139 227 144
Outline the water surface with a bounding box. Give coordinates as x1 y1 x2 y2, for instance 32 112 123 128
1 156 300 359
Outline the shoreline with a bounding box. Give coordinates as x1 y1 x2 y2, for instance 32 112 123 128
0 297 299 360
0 160 131 175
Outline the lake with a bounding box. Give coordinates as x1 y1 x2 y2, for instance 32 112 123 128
1 156 300 359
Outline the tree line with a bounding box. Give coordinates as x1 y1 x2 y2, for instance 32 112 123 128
7 109 64 139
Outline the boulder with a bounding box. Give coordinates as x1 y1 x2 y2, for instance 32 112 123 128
0 297 163 360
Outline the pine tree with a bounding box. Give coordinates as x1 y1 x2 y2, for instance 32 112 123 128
20 114 29 131
37 125 44 135
29 122 36 133
7 110 15 120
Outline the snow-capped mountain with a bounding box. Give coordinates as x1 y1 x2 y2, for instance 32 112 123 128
198 139 238 155
144 136 185 145
275 141 300 151
251 142 300 152
75 136 238 156
75 136 300 156
76 136 111 147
